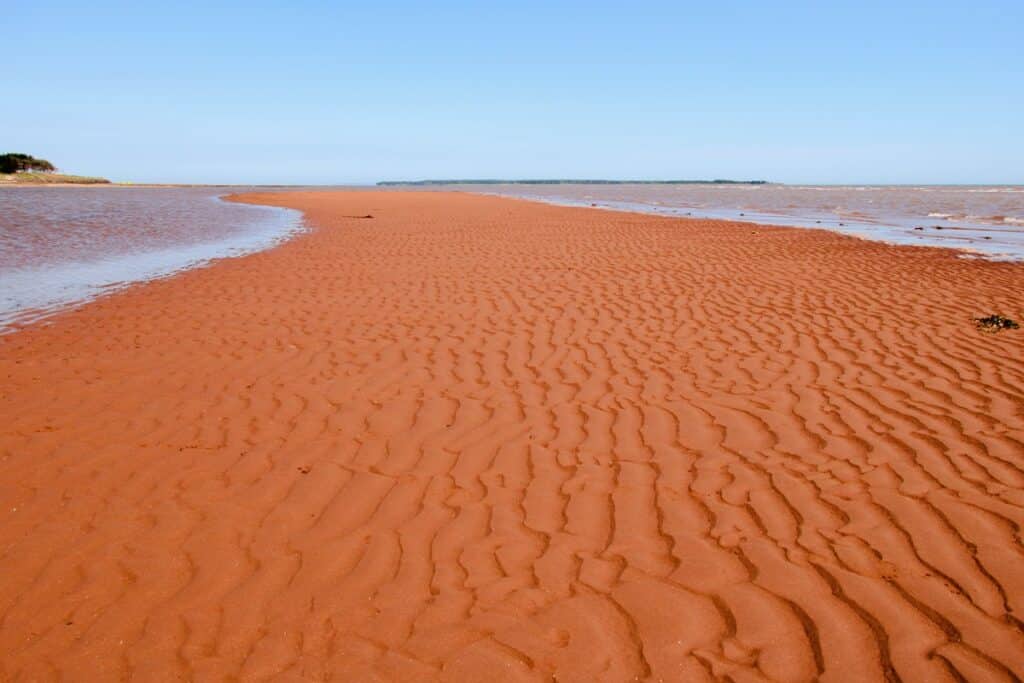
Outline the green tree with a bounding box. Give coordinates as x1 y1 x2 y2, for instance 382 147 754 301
0 153 57 173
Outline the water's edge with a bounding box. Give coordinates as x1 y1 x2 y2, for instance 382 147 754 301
5 185 1021 336
467 187 1024 262
0 195 304 333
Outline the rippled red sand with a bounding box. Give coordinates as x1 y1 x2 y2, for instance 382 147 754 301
1 191 1023 681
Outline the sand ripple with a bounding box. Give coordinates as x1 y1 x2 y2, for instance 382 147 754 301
1 192 1023 681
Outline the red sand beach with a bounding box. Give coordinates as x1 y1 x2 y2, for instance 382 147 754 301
2 191 1023 681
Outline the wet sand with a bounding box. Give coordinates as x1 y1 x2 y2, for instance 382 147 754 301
2 191 1023 681
462 183 1024 261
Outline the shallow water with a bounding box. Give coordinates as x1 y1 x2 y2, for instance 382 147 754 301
0 187 302 331
461 183 1024 260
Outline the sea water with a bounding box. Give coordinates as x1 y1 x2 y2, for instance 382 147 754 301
0 187 302 331
462 183 1024 261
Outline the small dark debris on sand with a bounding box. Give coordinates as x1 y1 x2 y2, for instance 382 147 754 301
974 314 1020 332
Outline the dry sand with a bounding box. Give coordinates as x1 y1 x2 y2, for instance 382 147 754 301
1 191 1023 681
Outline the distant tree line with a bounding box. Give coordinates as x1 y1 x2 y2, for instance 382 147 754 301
378 179 769 186
0 153 56 174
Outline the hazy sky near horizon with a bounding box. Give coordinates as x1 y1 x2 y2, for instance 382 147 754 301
6 1 1022 185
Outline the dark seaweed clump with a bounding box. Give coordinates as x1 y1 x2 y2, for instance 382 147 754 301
974 314 1020 332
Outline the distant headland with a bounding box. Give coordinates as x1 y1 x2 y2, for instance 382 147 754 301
377 179 769 186
0 153 110 185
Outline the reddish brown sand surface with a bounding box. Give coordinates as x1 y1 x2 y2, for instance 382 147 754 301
2 191 1024 682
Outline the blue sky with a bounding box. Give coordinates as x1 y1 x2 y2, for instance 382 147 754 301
6 1 1022 184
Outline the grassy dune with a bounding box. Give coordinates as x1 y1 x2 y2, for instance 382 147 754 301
0 172 111 185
